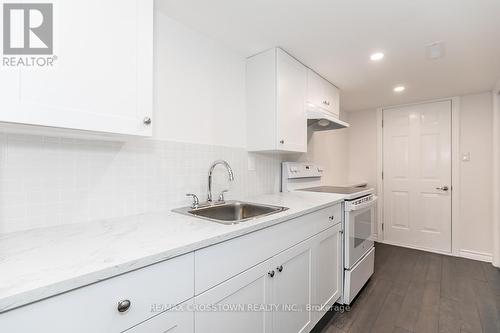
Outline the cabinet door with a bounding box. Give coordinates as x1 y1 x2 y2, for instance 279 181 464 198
272 238 314 333
276 48 307 153
306 69 325 109
324 83 340 118
194 260 273 333
1 0 153 136
124 301 193 333
307 69 340 118
314 224 343 322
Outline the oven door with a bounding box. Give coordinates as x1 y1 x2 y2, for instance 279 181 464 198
344 199 376 269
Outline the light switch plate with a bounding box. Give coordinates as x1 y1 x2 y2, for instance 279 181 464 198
247 155 256 171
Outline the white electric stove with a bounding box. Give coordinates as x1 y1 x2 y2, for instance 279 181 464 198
282 162 377 304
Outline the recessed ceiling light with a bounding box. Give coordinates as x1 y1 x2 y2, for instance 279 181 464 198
393 86 406 93
370 52 385 61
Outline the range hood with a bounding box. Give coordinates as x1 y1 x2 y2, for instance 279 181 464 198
307 108 350 131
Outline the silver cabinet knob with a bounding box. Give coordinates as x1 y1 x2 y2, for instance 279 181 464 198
329 216 335 221
276 265 283 273
279 139 285 144
436 186 449 191
143 117 152 125
268 270 275 278
117 299 131 313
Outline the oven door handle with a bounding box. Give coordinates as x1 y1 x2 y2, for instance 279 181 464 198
347 196 378 211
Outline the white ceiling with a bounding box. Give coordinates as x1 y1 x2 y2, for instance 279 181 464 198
156 0 500 111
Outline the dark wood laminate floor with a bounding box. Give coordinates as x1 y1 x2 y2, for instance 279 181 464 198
319 243 500 333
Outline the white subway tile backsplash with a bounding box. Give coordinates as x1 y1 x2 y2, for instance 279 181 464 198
0 134 282 234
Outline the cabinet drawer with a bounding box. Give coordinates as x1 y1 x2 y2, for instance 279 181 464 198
330 202 342 225
0 253 194 333
123 300 194 333
195 204 341 294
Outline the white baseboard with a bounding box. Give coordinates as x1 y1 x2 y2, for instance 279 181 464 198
458 249 493 263
379 240 493 263
380 240 452 256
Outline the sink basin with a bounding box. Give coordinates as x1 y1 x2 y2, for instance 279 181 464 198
173 201 289 225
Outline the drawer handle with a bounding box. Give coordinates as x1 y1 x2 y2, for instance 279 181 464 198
117 299 131 313
268 270 275 278
277 265 283 273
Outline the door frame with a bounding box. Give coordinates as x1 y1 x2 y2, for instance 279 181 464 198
376 97 461 256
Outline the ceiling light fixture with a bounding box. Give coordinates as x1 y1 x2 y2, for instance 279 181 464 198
318 119 330 127
426 41 445 60
393 86 406 93
370 52 385 61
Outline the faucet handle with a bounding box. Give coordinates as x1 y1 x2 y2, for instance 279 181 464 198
218 190 229 203
186 193 199 209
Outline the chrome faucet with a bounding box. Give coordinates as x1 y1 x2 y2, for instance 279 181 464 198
207 160 234 203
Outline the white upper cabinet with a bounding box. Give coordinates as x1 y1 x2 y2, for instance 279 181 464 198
0 0 154 137
246 48 307 153
306 69 340 118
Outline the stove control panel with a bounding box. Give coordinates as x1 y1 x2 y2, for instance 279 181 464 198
282 162 324 179
344 194 378 212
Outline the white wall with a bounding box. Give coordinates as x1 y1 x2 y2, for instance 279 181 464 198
154 12 247 147
459 92 493 257
491 80 500 266
338 93 494 259
298 109 378 187
288 111 349 185
347 110 378 187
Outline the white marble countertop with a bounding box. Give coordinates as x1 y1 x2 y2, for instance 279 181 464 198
0 191 346 313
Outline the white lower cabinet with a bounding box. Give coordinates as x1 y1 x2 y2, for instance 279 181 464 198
314 223 343 322
194 260 273 333
0 253 194 333
272 237 314 333
193 216 343 333
123 301 194 333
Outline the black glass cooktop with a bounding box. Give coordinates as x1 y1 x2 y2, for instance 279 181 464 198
298 185 369 195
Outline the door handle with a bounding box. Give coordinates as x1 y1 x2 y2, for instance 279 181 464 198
436 186 449 191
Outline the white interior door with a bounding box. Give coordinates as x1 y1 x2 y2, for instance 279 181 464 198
383 100 452 252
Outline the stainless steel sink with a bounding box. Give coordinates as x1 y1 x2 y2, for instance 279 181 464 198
173 201 289 225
